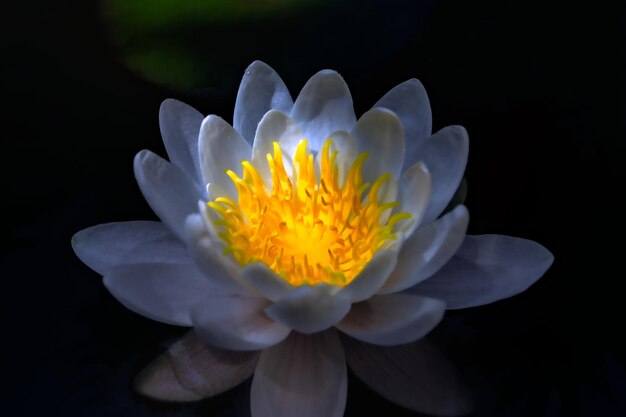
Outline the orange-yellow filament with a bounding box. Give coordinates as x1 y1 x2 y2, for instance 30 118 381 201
208 139 410 287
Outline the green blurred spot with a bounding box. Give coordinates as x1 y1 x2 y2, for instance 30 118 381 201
125 44 203 91
103 0 310 43
102 0 319 91
101 0 428 93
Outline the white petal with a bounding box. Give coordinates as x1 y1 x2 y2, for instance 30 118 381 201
192 295 290 351
159 99 205 193
325 129 358 158
206 182 230 201
204 184 231 239
72 221 190 275
195 203 248 284
251 110 303 182
134 150 200 241
241 263 295 302
313 129 358 186
290 70 356 152
351 108 405 184
184 214 254 295
336 293 445 346
394 161 432 239
265 284 350 334
338 249 398 303
377 175 399 225
374 79 432 169
408 234 554 309
418 126 469 224
380 205 469 294
234 61 294 146
251 331 347 417
103 262 220 326
198 115 251 198
342 335 473 416
196 198 227 246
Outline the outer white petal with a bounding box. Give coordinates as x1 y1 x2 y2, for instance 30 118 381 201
234 60 294 146
191 296 291 351
134 150 200 241
373 79 432 169
336 294 445 346
251 331 347 417
72 221 190 275
394 161 432 239
159 99 205 193
290 70 356 152
408 234 554 309
342 335 473 416
251 110 303 182
241 263 295 302
351 108 405 184
419 126 469 224
103 262 221 326
198 115 251 198
380 205 469 294
184 214 254 295
337 249 398 303
265 284 351 334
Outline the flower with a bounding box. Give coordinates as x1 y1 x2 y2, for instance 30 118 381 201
72 61 553 417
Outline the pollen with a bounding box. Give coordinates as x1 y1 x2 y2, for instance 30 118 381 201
208 139 410 287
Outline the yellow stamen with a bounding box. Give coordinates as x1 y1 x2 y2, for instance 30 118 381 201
208 139 410 287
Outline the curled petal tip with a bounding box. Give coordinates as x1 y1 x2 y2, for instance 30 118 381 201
317 68 340 76
133 149 150 164
450 124 469 136
246 60 271 71
159 97 182 110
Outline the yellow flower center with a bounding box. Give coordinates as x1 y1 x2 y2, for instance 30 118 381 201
208 139 410 287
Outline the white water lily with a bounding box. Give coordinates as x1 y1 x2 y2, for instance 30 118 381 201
72 61 553 417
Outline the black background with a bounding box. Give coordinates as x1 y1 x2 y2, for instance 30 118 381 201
2 1 625 416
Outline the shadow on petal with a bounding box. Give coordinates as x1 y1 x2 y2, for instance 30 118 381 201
134 331 259 402
342 334 473 416
251 331 347 417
